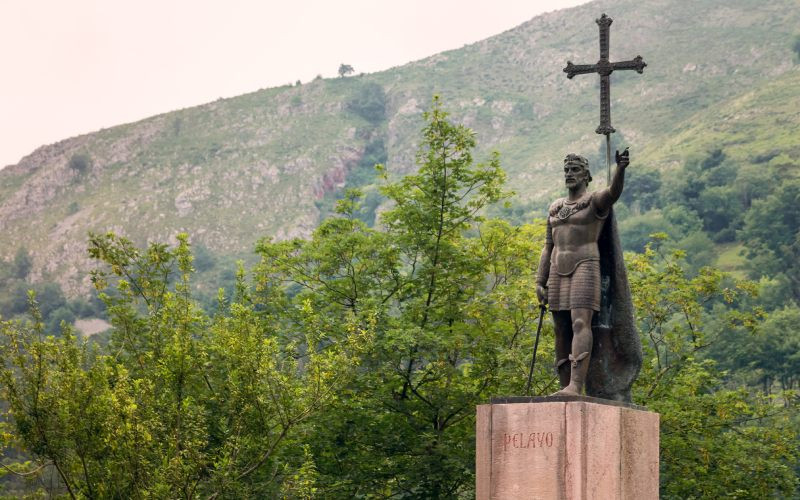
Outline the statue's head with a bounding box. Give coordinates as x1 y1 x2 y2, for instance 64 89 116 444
563 154 592 189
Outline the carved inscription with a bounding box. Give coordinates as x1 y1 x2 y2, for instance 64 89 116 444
502 431 554 451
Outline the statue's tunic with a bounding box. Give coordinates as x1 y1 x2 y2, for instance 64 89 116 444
546 192 608 312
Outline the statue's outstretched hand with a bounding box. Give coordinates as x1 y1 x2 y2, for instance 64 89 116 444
615 148 630 169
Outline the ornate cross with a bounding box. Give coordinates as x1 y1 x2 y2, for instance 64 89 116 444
563 13 646 180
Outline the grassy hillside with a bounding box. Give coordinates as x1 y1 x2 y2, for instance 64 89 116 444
642 68 800 170
0 0 799 295
633 68 800 276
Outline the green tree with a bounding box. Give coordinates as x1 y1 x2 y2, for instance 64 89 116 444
663 149 743 242
67 153 91 174
45 305 76 333
734 163 772 209
32 282 67 319
793 34 800 61
619 167 661 214
629 242 798 497
254 98 548 496
0 233 371 497
619 210 678 252
710 304 800 395
755 306 800 394
12 247 32 279
337 63 354 78
0 280 31 317
191 243 216 272
667 230 715 275
740 179 800 303
346 82 386 124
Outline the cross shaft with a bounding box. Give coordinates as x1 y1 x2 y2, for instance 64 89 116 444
563 14 646 135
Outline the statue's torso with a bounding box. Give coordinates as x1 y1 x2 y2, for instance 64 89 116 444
548 193 608 276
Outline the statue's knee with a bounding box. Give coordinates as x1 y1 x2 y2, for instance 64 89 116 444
572 317 588 333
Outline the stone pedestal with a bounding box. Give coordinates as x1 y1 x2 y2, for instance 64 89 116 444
476 396 659 499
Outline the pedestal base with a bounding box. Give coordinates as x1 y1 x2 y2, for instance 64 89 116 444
476 396 659 499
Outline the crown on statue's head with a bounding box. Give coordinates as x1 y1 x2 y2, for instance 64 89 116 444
564 154 589 168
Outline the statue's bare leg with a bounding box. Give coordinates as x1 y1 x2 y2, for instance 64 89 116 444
552 311 573 389
553 308 593 396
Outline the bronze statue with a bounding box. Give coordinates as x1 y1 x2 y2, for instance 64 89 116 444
536 151 642 402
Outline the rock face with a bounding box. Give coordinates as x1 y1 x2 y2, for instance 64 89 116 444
0 0 798 296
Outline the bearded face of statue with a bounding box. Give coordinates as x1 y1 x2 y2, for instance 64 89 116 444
564 162 590 191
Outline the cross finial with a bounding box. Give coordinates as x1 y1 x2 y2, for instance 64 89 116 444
562 14 646 136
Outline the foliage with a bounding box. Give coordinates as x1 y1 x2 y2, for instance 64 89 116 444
11 248 31 280
253 99 551 497
668 230 715 275
191 243 216 272
346 82 386 124
750 306 800 393
619 206 714 274
619 167 662 214
794 34 800 61
662 149 741 242
629 241 798 498
0 281 30 318
709 302 800 395
630 123 799 285
0 249 103 332
0 233 372 497
740 179 800 303
337 64 354 78
67 153 91 174
620 210 678 253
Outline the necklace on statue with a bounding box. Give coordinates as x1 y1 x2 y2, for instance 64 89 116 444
555 194 592 220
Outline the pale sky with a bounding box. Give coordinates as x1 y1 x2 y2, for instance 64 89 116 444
0 0 590 168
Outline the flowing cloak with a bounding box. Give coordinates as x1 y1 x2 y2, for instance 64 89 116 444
585 208 642 402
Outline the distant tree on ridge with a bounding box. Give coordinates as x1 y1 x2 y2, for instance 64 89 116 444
338 63 354 78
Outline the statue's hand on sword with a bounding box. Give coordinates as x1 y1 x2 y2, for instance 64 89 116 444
536 284 548 306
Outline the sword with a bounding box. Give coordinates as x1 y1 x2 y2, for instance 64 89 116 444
525 304 547 396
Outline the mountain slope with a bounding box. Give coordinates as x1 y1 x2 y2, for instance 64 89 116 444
642 67 800 168
1 0 798 294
